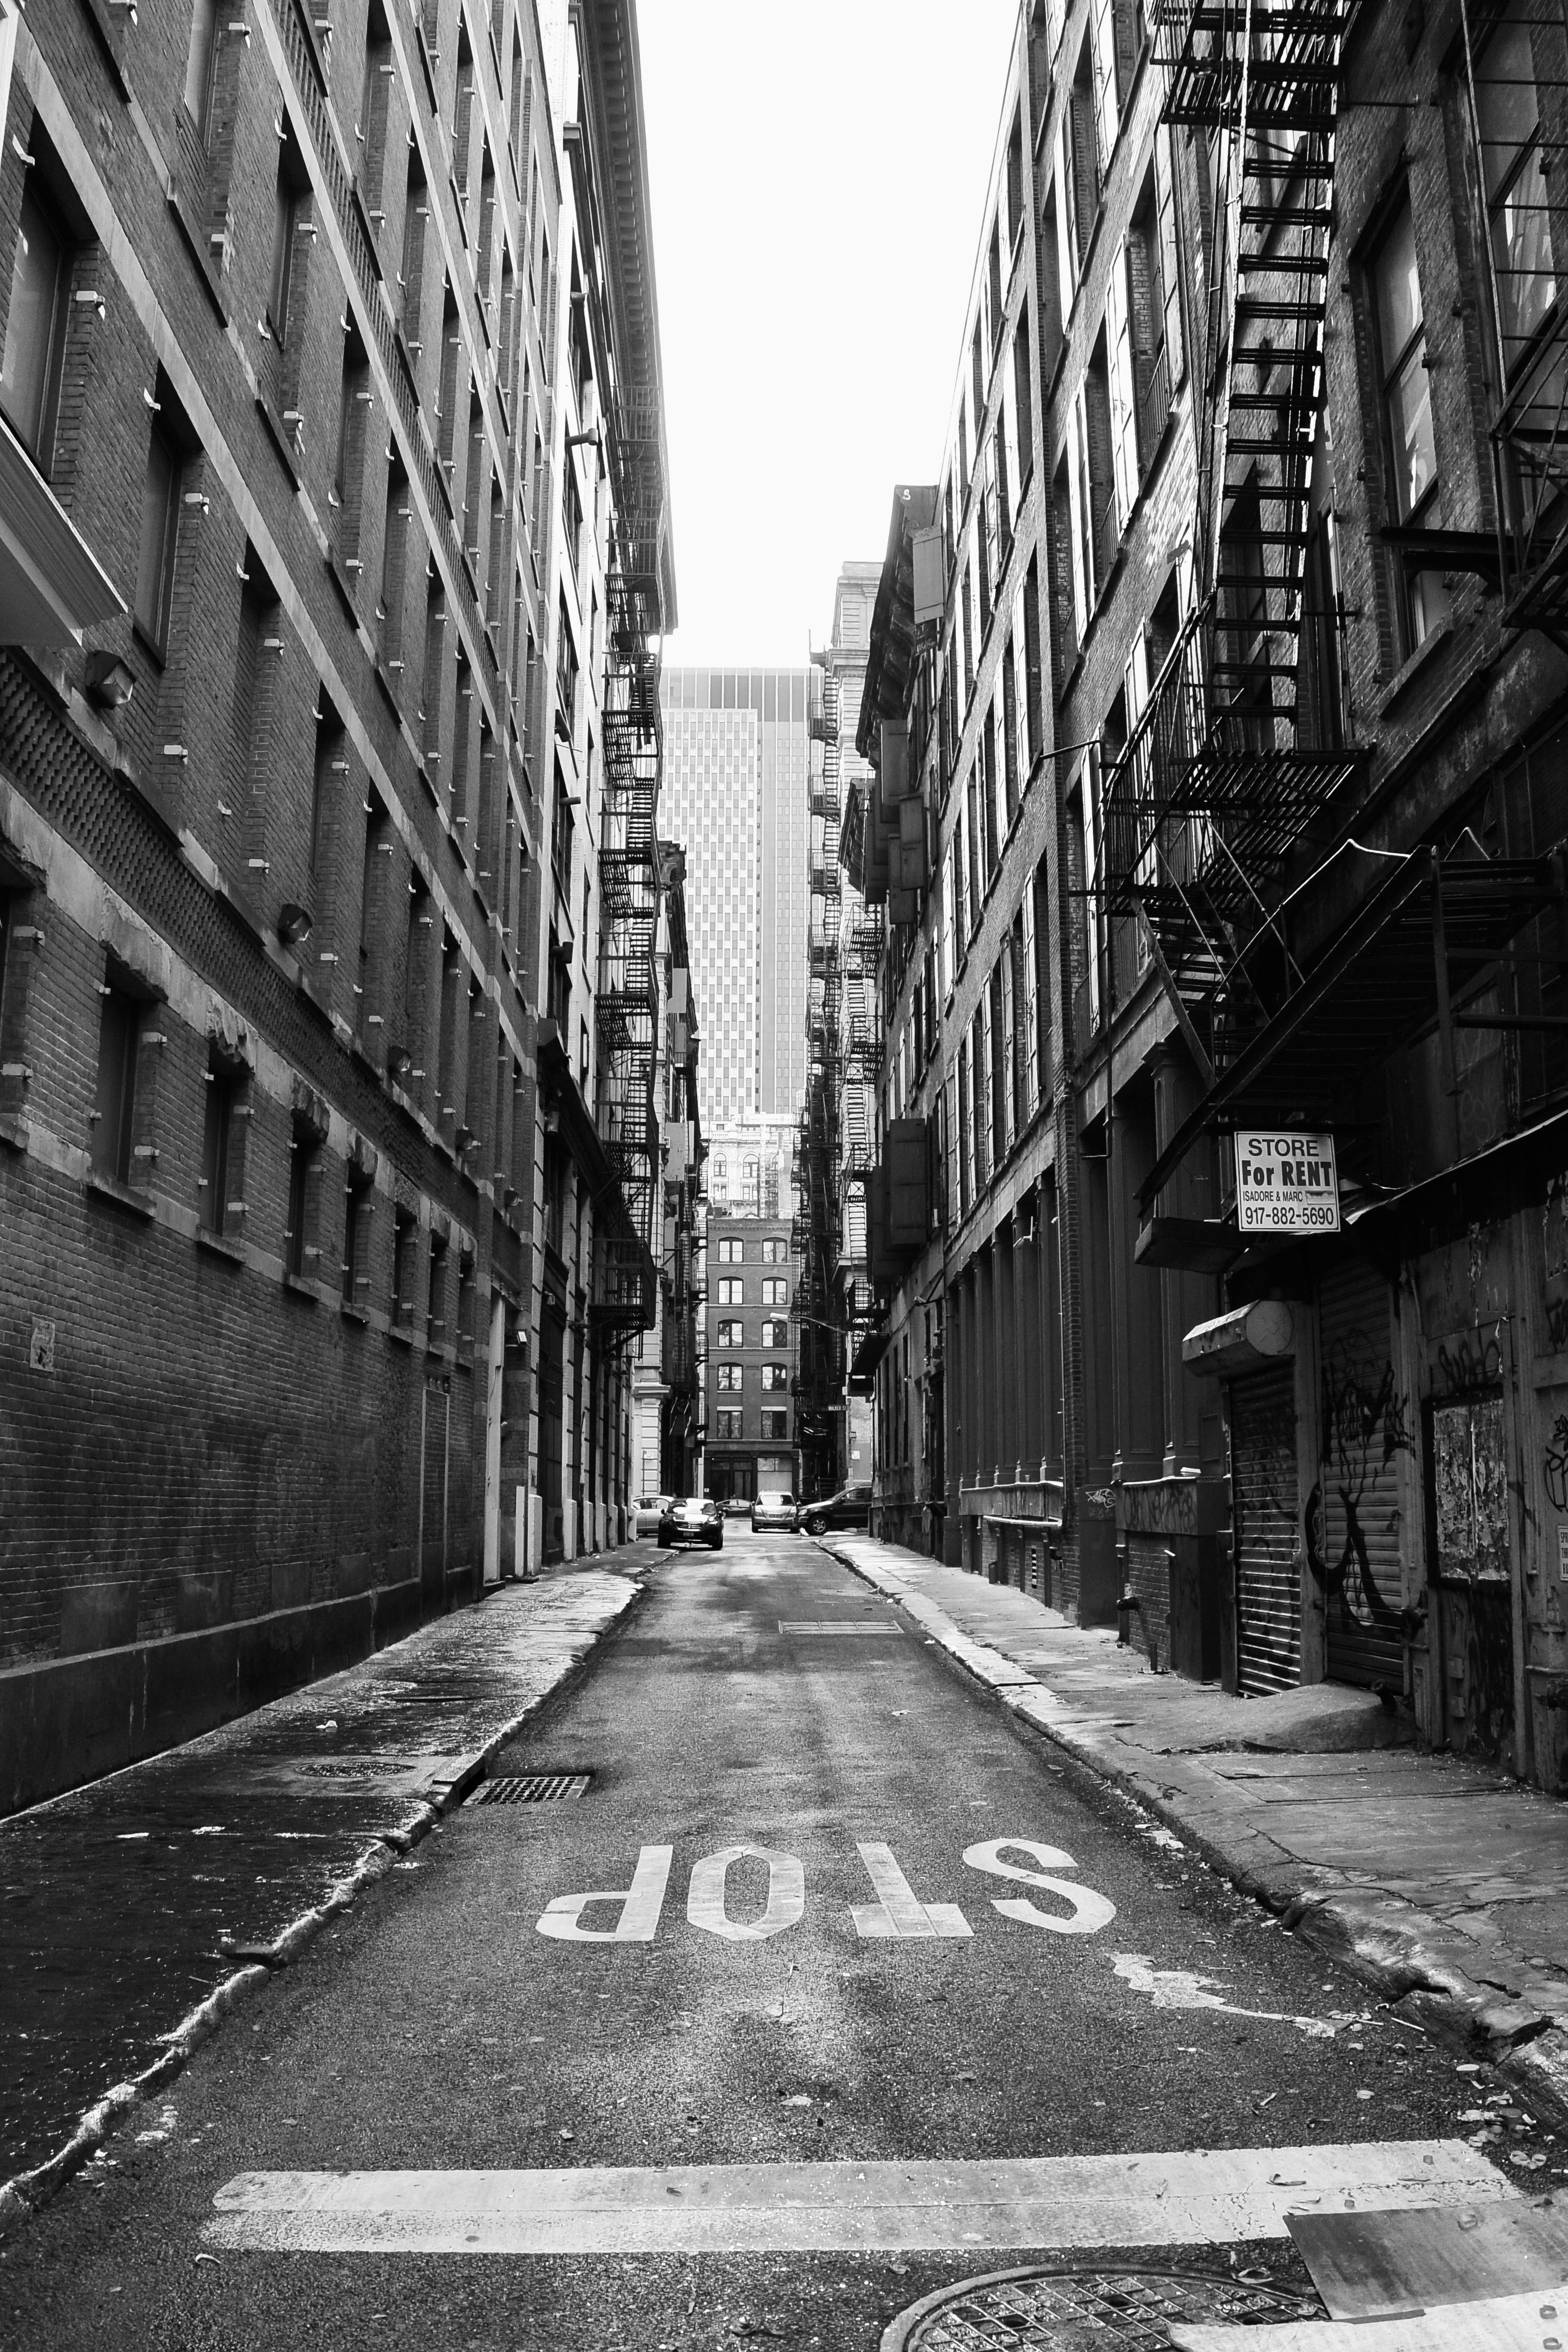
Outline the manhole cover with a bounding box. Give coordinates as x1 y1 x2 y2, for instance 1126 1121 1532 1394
468 1773 593 1805
882 2265 1319 2349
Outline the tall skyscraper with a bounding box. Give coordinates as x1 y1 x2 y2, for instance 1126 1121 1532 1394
659 670 810 1125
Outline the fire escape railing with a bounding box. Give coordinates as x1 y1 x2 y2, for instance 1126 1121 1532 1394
1088 0 1364 1080
592 386 666 1343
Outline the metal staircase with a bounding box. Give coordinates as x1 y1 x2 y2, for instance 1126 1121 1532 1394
593 387 666 1343
1096 0 1363 1078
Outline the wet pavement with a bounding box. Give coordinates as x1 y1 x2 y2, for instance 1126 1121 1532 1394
826 1534 1568 2125
0 1563 643 2189
0 1531 1538 2351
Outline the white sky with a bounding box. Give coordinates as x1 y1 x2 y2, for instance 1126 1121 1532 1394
638 1 1020 667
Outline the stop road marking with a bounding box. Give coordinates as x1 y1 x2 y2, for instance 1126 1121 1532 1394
533 1836 1116 1945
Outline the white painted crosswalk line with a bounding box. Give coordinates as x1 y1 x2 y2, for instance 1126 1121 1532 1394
1171 2286 1564 2352
204 2141 1514 2257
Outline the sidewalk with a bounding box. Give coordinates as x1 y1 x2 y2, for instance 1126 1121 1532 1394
824 1532 1568 2128
0 1559 646 2224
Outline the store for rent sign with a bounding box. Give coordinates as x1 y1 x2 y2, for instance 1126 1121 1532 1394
1234 1129 1340 1234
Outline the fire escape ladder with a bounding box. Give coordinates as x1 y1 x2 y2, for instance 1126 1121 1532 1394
1089 0 1360 1074
591 386 666 1346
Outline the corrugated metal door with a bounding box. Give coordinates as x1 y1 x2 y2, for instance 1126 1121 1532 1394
1317 1260 1406 1690
1230 1363 1300 1694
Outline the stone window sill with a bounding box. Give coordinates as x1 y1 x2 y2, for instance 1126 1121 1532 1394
195 1228 246 1265
282 1271 322 1305
340 1301 370 1326
85 1171 156 1219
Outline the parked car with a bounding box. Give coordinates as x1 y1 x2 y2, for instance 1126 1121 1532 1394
799 1484 873 1537
634 1494 674 1537
723 1496 751 1518
751 1489 798 1533
657 1496 724 1550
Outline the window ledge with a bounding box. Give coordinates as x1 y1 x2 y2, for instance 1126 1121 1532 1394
1378 619 1455 717
195 1228 247 1265
0 1112 27 1153
340 1301 370 1326
388 1322 414 1349
426 1340 455 1365
282 1271 323 1305
85 1170 156 1219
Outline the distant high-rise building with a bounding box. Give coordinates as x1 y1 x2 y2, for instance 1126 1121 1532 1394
659 670 810 1125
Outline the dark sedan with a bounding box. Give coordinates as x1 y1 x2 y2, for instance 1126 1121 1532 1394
656 1496 724 1550
799 1483 873 1537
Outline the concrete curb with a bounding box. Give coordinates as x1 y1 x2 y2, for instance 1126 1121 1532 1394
821 1538 1568 2132
0 1573 646 2240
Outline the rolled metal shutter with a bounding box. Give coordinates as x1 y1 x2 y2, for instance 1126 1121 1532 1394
1230 1363 1300 1694
1317 1259 1406 1692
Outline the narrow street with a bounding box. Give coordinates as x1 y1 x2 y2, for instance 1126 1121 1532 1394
2 1535 1512 2349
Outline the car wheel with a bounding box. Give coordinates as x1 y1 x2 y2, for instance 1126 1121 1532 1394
805 1514 828 1537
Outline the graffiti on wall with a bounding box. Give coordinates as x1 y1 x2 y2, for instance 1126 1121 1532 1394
1434 1325 1504 1398
1546 1412 1568 1512
1311 1335 1412 1636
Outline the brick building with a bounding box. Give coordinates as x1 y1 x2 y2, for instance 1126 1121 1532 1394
0 0 671 1807
702 1212 799 1506
846 0 1568 1795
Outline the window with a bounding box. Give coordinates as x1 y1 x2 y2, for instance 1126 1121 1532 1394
762 1277 788 1307
761 1364 788 1393
761 1318 788 1348
716 1408 742 1440
268 170 301 349
184 0 220 138
762 1237 786 1262
1 183 70 468
717 1236 742 1262
343 1165 373 1307
760 1410 788 1441
716 1319 743 1348
92 981 141 1183
1372 198 1449 653
427 1230 449 1343
391 1209 415 1331
715 1362 742 1391
717 1277 743 1305
200 1052 239 1235
135 425 182 654
286 1124 318 1279
1477 3 1558 365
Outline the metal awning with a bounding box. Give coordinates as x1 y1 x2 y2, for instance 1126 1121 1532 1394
1139 843 1568 1214
848 1327 889 1394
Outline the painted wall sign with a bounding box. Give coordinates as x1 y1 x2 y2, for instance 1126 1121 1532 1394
1234 1130 1340 1234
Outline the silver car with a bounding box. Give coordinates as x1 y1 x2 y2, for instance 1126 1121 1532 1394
634 1493 673 1537
750 1489 798 1533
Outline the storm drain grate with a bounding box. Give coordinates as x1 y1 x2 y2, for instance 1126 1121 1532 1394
778 1621 904 1636
883 2265 1317 2349
468 1773 593 1805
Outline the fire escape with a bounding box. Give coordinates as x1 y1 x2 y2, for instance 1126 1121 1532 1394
1458 0 1568 635
795 668 846 1485
1093 0 1363 1084
592 386 666 1345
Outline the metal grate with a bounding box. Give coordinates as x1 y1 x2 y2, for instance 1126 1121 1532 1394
468 1773 593 1805
885 2265 1316 2349
778 1621 903 1636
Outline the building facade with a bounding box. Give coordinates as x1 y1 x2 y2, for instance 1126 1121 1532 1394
629 844 701 1505
705 1111 795 1220
703 1211 800 1505
658 667 811 1121
795 570 880 1503
846 0 1568 1796
0 0 671 1807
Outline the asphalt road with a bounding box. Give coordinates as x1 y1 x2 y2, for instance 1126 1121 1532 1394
0 1533 1522 2349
